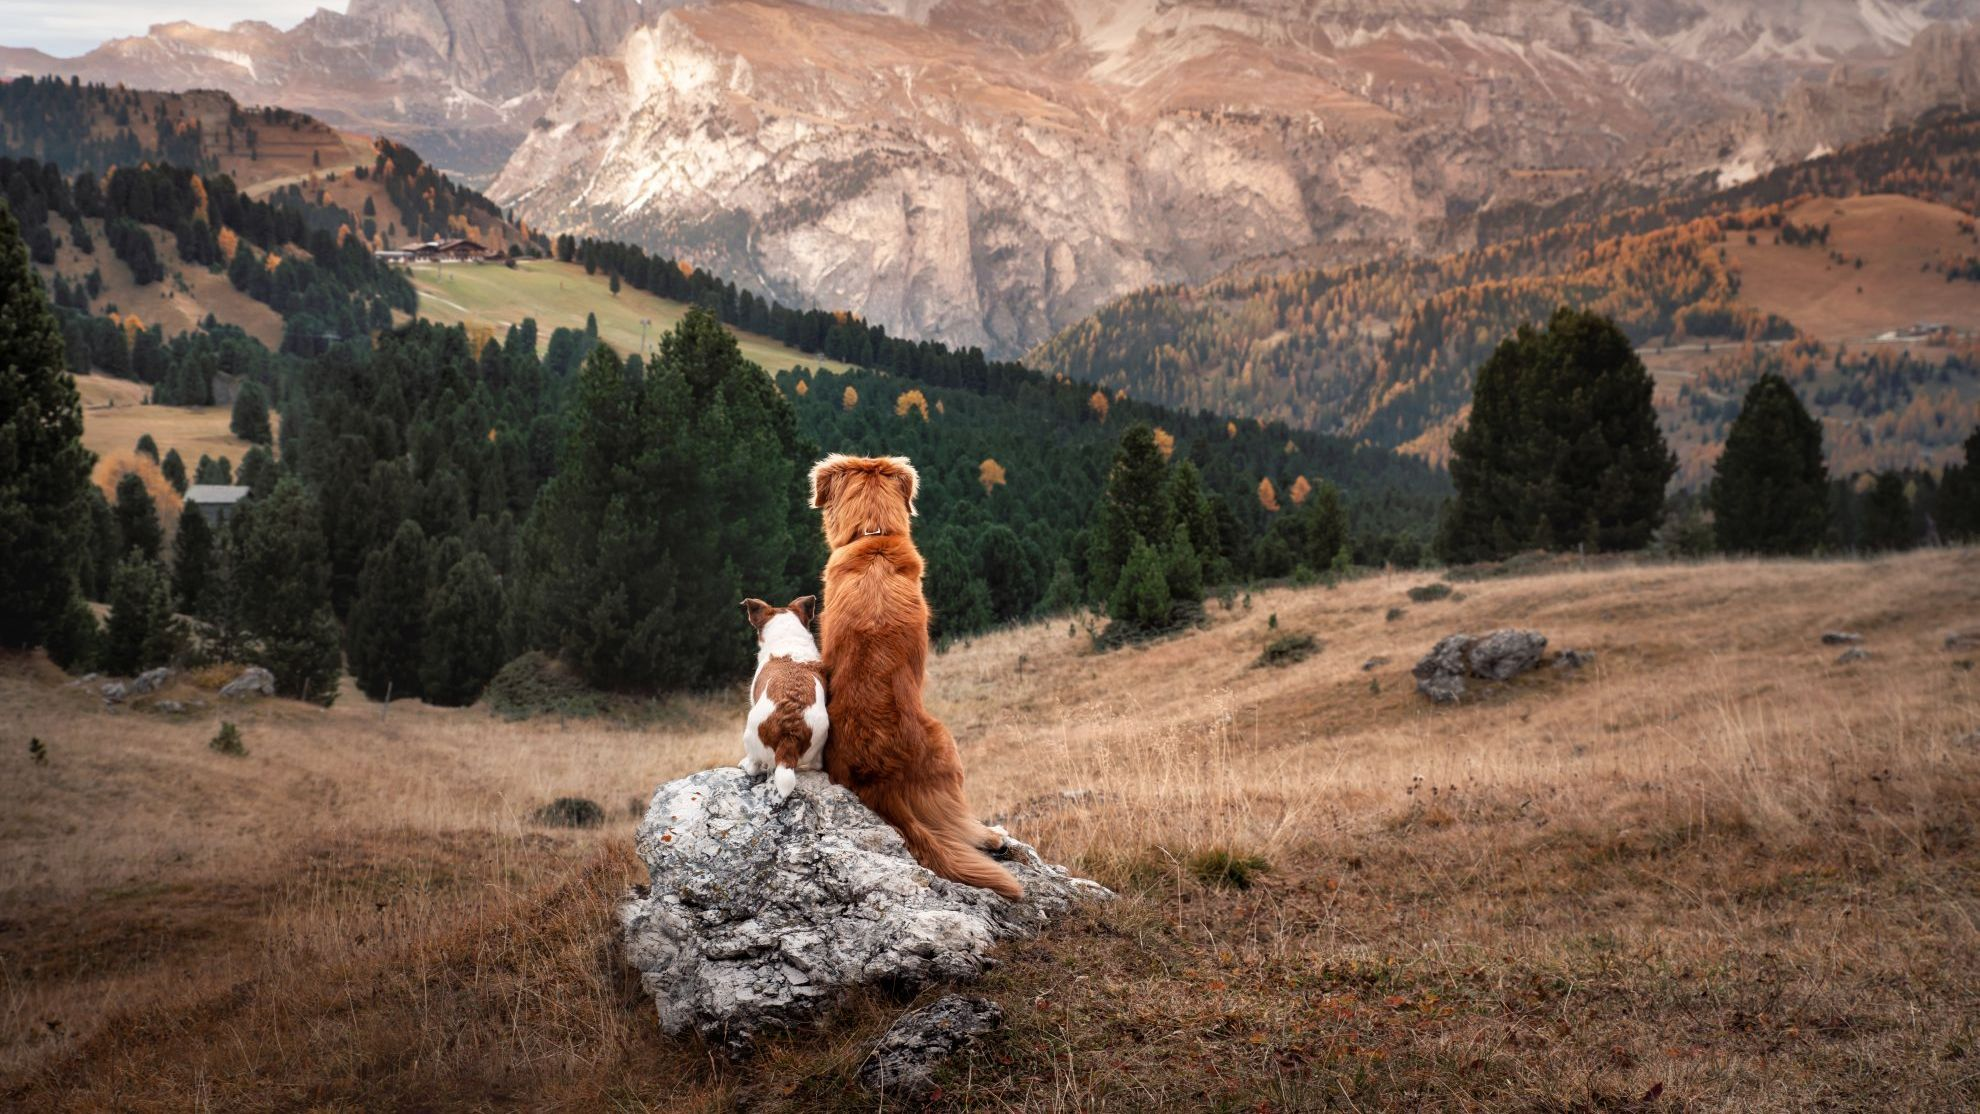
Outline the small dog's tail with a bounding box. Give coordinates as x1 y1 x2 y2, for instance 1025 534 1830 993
878 792 1025 901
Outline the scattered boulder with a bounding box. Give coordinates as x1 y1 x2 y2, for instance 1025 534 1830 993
1945 631 1980 652
155 700 186 714
98 680 127 705
621 767 1107 1052
859 994 1003 1097
1837 647 1870 665
219 666 276 700
1361 656 1390 672
103 666 174 705
1821 631 1863 645
1553 648 1596 671
1412 629 1549 703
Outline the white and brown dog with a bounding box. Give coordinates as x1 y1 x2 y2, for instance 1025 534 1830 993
739 596 828 801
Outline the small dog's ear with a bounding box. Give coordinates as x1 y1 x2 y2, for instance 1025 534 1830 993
786 595 817 628
809 455 849 510
886 456 919 517
741 599 773 630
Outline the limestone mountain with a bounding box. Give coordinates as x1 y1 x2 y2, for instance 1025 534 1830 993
490 0 1980 356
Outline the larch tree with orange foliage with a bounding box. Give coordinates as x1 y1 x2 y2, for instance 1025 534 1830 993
895 389 929 421
1258 477 1280 512
842 385 859 410
978 458 1007 494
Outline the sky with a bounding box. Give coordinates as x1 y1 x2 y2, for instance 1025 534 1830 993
2 1 344 56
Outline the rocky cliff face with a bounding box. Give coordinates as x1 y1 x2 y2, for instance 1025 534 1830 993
490 0 1980 355
0 0 645 181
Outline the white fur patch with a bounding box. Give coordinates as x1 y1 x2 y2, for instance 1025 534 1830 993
798 676 829 770
772 766 796 800
740 693 776 774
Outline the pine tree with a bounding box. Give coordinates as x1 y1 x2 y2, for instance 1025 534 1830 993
1299 480 1350 570
1440 307 1675 562
1862 472 1914 552
234 477 342 704
79 486 119 600
230 380 272 444
113 471 162 560
1939 425 1980 543
171 502 213 616
237 444 277 498
419 551 506 706
1710 373 1829 555
1092 424 1174 599
160 447 188 494
101 554 177 675
1167 460 1225 582
1109 537 1171 629
0 198 94 651
345 519 429 701
135 433 159 462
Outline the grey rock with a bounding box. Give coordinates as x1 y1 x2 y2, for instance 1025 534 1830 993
860 994 1004 1097
1945 631 1980 652
1837 647 1870 664
1468 629 1548 680
219 666 276 700
68 672 99 686
1554 648 1596 670
1412 629 1549 703
1361 656 1390 671
99 681 128 705
1821 631 1863 645
621 767 1108 1052
155 700 186 714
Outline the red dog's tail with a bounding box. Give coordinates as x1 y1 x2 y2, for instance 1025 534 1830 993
870 786 1024 900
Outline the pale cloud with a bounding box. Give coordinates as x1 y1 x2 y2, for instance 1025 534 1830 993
2 2 346 57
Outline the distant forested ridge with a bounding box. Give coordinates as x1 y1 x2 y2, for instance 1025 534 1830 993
1029 112 1980 454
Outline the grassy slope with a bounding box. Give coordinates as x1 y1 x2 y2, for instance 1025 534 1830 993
404 258 856 375
38 215 285 348
3 550 1977 1108
75 373 271 502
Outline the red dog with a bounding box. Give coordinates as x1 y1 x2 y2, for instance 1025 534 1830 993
809 454 1023 899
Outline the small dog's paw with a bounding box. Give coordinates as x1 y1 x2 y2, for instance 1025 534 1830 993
772 767 797 801
739 755 765 776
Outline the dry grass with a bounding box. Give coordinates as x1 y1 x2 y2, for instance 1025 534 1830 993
78 379 274 501
3 551 1977 1109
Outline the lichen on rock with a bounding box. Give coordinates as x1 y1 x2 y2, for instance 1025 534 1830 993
620 766 1108 1051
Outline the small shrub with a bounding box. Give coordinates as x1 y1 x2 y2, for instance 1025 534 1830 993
1385 607 1407 622
534 797 605 828
1267 612 1278 629
209 722 246 757
485 652 609 721
1255 633 1320 668
1407 582 1453 603
1188 848 1271 890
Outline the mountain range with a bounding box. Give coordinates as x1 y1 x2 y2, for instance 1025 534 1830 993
4 0 1979 361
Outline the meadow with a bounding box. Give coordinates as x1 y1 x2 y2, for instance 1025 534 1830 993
1 550 1976 1109
404 258 857 375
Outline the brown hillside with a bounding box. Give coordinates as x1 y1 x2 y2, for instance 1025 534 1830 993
39 215 283 348
3 551 1976 1108
1725 193 1980 342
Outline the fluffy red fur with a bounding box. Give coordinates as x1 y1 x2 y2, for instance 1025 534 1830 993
809 454 1023 899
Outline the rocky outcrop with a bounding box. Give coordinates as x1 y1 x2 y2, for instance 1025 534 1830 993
101 667 172 705
621 766 1107 1052
859 994 1003 1096
1412 630 1549 703
219 666 276 700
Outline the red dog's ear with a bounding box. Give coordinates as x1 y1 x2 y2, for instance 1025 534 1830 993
885 456 919 517
786 595 817 628
809 455 850 509
741 598 774 630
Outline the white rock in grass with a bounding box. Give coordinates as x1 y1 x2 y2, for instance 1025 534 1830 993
620 767 1107 1052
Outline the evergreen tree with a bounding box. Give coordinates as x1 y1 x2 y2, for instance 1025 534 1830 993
419 551 506 706
0 198 94 651
1862 472 1914 552
234 476 342 704
1161 525 1204 604
160 447 187 494
1109 537 1171 629
345 519 429 701
135 433 159 462
1167 460 1224 582
195 454 232 484
1710 373 1829 555
101 554 177 675
230 380 272 444
512 310 814 691
1299 480 1350 570
1939 425 1980 543
1039 557 1082 615
171 502 213 616
237 444 277 498
79 485 119 600
1440 307 1675 562
1091 424 1173 599
113 471 162 559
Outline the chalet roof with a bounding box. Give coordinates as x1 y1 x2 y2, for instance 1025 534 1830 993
184 484 252 505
